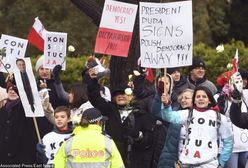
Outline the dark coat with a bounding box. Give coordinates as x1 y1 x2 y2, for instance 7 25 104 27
37 77 68 109
170 76 189 110
150 93 171 167
86 78 156 168
187 75 217 96
158 124 181 168
230 101 248 129
0 99 37 163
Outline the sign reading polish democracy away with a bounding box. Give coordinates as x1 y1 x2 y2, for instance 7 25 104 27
95 0 138 57
0 34 27 73
139 1 192 68
44 32 67 70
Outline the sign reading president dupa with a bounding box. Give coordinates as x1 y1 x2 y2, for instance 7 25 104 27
140 1 193 68
95 0 137 57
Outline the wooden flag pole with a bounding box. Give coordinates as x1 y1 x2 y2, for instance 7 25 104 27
164 68 167 93
33 117 42 143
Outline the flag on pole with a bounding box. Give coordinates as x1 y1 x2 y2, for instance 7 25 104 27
232 49 238 73
27 17 47 52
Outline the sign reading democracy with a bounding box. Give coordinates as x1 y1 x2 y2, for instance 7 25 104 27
95 0 138 57
44 32 67 70
139 1 192 68
0 34 27 73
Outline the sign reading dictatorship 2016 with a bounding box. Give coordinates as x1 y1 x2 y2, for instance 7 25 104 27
0 34 27 73
139 1 192 68
95 0 138 57
44 32 67 70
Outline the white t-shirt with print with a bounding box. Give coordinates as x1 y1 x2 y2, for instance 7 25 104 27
177 109 232 165
43 131 72 164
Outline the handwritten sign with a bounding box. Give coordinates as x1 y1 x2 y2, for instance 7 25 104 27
95 0 138 57
0 34 27 73
139 1 192 68
44 32 67 70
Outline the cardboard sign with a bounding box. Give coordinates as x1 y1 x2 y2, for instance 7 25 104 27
139 1 193 68
12 58 44 117
0 34 27 73
44 32 67 70
95 0 138 57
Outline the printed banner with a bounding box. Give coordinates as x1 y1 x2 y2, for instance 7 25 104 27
95 0 138 57
139 1 193 68
0 34 27 73
12 58 44 117
44 32 67 70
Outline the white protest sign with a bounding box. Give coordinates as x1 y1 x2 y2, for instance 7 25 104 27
100 0 137 31
95 0 138 57
12 58 44 117
139 1 193 68
0 34 27 73
44 32 67 70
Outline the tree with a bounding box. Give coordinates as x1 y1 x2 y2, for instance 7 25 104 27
228 0 248 44
207 0 231 46
0 0 97 57
71 0 165 89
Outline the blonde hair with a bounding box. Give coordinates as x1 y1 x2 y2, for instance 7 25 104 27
177 89 194 103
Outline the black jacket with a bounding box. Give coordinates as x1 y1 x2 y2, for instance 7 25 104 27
86 78 156 168
230 102 248 129
0 99 37 163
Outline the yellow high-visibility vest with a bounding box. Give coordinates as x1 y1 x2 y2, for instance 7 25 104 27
54 125 124 168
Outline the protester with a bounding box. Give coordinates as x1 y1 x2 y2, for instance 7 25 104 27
150 73 192 168
229 86 248 168
167 67 189 110
84 67 156 168
54 108 124 168
230 97 248 129
36 106 73 164
35 55 69 137
229 71 248 129
35 55 69 109
216 71 248 168
187 57 217 95
0 82 37 163
158 88 194 168
68 83 93 125
161 86 233 168
82 55 111 101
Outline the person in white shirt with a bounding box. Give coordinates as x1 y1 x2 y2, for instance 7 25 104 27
161 86 233 168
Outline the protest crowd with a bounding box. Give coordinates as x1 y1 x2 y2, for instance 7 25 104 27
0 53 248 168
0 1 248 168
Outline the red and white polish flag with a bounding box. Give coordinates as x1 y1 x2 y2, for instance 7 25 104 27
232 49 238 73
27 17 47 52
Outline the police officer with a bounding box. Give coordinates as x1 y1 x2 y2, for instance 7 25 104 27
54 108 124 168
